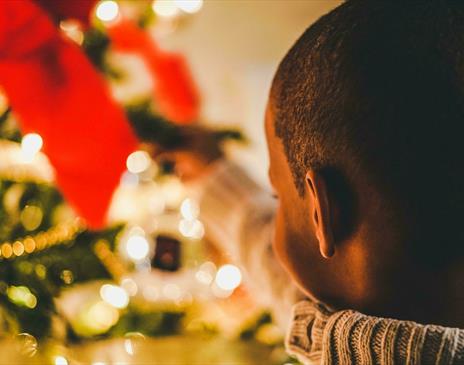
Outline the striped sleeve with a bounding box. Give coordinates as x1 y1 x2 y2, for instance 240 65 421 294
287 300 464 365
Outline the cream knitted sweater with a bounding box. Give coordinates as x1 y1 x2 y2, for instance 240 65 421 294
197 161 464 364
287 300 464 365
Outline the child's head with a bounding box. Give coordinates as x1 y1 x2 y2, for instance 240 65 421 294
267 0 464 320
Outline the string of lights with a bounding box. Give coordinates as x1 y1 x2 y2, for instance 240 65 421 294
0 217 85 260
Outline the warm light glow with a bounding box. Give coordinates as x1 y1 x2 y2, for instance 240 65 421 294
20 205 43 231
24 237 36 253
85 301 119 333
174 0 203 13
161 177 185 208
126 235 150 260
7 286 37 309
178 218 204 239
152 0 179 18
162 283 182 300
195 261 216 285
15 333 38 357
215 264 242 291
211 282 233 298
12 241 24 256
100 284 129 309
120 277 138 296
54 356 68 365
126 151 151 174
21 133 43 163
124 332 145 356
59 20 84 45
95 0 120 22
180 198 200 220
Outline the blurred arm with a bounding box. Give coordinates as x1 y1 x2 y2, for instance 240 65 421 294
197 160 303 329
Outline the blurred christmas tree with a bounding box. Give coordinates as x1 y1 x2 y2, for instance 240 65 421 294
0 1 296 364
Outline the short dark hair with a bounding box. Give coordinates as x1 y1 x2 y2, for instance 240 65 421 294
272 0 464 264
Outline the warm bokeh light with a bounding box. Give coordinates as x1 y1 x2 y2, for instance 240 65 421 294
174 0 203 13
121 277 138 296
83 301 120 334
215 264 242 291
180 198 200 220
124 332 146 356
20 205 43 231
54 356 68 365
195 261 216 285
21 133 43 163
152 0 179 18
7 286 37 309
178 219 205 239
126 234 150 260
59 20 84 45
126 150 151 174
100 284 129 309
95 0 120 22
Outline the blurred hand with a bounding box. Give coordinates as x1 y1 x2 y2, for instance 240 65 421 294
147 125 223 181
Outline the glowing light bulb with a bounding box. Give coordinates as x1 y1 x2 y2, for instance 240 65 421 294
174 0 203 13
126 151 151 174
126 235 150 260
152 0 179 18
85 301 119 333
180 198 200 220
95 0 119 22
100 284 129 309
21 133 43 162
195 261 216 285
215 264 242 291
178 219 204 239
54 356 68 365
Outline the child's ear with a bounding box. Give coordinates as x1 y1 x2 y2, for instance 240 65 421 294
305 170 335 259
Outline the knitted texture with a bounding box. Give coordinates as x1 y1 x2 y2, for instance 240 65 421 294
287 300 464 365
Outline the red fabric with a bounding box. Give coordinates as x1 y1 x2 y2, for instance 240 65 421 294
0 1 138 229
34 0 97 26
108 21 200 124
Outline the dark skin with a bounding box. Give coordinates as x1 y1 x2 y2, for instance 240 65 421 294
264 100 464 327
155 101 464 328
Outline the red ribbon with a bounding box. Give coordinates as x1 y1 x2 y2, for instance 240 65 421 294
0 0 138 229
108 20 200 125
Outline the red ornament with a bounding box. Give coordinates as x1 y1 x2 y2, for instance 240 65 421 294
0 1 138 229
108 20 200 125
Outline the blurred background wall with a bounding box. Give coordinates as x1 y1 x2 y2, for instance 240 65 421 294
158 0 342 186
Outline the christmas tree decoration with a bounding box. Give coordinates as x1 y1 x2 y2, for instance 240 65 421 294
152 234 181 272
0 0 138 229
108 20 200 124
0 1 292 363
